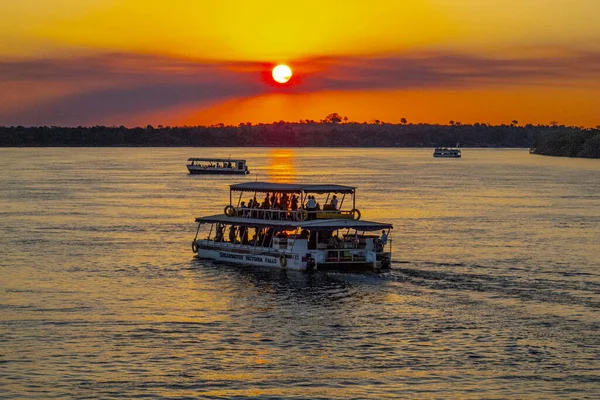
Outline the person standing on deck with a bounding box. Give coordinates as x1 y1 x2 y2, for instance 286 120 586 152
376 230 388 252
229 226 237 243
306 195 317 220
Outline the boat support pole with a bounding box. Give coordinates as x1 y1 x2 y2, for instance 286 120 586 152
290 228 299 251
193 222 201 241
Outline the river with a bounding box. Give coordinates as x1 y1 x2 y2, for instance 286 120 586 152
1 148 599 398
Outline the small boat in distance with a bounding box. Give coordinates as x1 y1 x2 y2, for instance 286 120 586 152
433 145 462 158
187 158 250 175
191 182 393 272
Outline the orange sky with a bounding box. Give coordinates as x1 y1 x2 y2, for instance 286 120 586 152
1 0 600 127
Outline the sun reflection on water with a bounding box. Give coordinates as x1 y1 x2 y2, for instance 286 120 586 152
266 149 296 183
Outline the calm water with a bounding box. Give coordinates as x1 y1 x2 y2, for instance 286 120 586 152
1 148 599 399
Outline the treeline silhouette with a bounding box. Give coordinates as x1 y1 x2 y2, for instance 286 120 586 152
531 129 600 158
1 115 598 157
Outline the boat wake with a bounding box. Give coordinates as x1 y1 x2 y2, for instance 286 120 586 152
388 262 600 310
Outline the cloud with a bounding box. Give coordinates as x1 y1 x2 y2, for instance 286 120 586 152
1 50 599 126
0 53 267 125
297 51 600 92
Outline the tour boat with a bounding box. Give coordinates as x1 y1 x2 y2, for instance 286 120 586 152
191 182 393 272
187 158 250 174
433 146 462 158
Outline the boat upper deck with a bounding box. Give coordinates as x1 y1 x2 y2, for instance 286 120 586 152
188 158 247 163
230 182 355 194
225 181 360 221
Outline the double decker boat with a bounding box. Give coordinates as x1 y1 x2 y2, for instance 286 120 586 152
191 182 393 272
433 146 462 158
187 158 250 175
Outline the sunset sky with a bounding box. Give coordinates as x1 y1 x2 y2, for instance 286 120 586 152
1 0 599 127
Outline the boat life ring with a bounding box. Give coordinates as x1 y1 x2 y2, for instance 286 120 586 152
351 208 361 220
224 205 236 217
296 209 308 221
191 241 198 253
280 254 288 268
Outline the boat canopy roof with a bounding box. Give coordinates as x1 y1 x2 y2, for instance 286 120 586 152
188 158 245 162
195 214 392 231
230 182 355 194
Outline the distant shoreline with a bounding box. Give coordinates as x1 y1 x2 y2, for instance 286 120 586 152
1 123 598 158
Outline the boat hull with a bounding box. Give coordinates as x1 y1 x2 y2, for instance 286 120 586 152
194 242 390 272
188 168 249 175
197 247 305 270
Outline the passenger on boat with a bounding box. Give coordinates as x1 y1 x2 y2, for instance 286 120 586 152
272 198 280 215
240 226 249 244
379 230 388 245
229 226 237 243
291 194 299 211
306 195 317 220
376 230 388 252
215 224 224 242
257 200 266 219
246 198 255 218
322 195 335 211
329 195 338 210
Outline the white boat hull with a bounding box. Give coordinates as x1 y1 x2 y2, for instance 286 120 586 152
194 241 390 272
187 167 249 175
197 246 304 270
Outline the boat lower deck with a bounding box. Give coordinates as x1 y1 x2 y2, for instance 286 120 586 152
194 239 390 272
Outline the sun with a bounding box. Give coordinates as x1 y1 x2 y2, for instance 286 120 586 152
272 64 292 84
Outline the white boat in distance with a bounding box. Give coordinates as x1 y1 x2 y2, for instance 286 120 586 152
191 182 393 272
187 158 250 175
433 146 462 158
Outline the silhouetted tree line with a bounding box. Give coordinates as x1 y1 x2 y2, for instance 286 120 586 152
531 128 600 158
1 117 598 158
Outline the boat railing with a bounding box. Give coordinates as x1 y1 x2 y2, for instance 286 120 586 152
324 248 368 263
199 238 275 253
225 206 360 221
375 238 392 253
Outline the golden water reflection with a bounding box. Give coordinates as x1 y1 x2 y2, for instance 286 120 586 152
266 149 296 183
